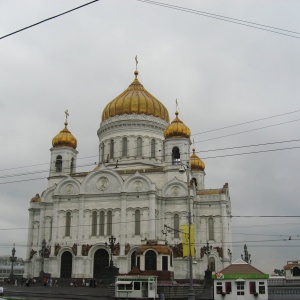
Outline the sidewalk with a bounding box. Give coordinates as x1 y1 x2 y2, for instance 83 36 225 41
2 284 113 300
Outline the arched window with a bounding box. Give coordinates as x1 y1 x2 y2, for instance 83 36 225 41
70 157 75 173
55 155 62 172
131 251 136 270
99 211 105 236
145 250 157 270
293 266 300 277
208 217 214 240
92 211 97 236
135 210 141 235
65 212 71 236
172 147 180 164
101 142 105 163
192 177 198 187
209 257 216 272
122 137 128 157
107 211 112 235
110 139 114 159
151 139 156 158
137 137 142 157
174 214 179 238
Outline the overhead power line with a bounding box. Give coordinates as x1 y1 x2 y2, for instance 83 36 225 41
0 0 100 40
137 0 300 39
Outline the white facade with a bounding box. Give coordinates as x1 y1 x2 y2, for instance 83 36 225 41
24 70 232 280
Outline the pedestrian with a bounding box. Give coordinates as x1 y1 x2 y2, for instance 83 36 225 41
82 278 85 287
43 278 47 287
33 278 36 286
54 279 58 287
0 284 4 296
49 278 52 287
14 279 17 286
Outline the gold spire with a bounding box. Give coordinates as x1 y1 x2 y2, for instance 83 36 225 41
164 103 191 139
101 68 169 122
52 110 77 149
190 148 205 171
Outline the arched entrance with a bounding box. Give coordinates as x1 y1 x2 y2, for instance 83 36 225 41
293 266 300 276
60 251 72 278
93 249 109 280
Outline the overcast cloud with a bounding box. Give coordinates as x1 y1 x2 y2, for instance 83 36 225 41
1 0 300 274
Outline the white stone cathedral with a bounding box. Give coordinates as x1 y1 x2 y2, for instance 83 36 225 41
24 68 232 280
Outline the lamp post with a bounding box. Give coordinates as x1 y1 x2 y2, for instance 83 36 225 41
9 244 17 281
179 161 195 300
39 238 47 276
241 244 251 264
105 235 119 267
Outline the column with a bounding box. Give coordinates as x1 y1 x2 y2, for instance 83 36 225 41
149 194 156 239
120 193 126 255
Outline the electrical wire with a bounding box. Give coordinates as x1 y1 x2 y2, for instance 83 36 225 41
137 0 300 39
0 0 100 40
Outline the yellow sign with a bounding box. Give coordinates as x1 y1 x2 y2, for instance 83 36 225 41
181 224 195 257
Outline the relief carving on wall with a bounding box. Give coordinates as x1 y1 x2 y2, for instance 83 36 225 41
113 243 120 256
72 243 78 256
29 249 37 260
125 243 131 255
134 180 143 192
65 184 74 195
55 243 61 256
171 243 183 258
171 186 180 196
214 246 223 258
97 177 109 191
82 244 93 256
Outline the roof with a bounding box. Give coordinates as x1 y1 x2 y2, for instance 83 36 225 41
213 259 269 280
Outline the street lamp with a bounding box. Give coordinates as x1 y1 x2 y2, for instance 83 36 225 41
241 244 251 264
179 161 195 300
9 244 17 281
105 235 119 267
39 238 47 276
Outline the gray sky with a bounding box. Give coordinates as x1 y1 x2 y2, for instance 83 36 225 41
1 0 300 274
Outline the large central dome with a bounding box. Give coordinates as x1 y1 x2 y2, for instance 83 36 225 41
101 70 170 123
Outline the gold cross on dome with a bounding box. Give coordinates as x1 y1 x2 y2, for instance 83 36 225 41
65 109 69 124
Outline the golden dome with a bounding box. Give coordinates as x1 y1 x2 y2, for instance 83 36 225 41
31 193 41 203
190 148 205 171
101 70 169 122
164 111 191 139
52 120 77 149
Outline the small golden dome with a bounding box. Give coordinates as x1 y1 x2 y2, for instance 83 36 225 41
164 111 191 139
101 71 169 122
190 148 205 171
31 193 41 202
52 121 77 149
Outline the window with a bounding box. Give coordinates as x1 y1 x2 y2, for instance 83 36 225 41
151 139 156 158
135 210 141 235
249 281 256 294
134 282 140 290
122 137 128 157
237 282 245 295
65 212 71 236
110 139 114 159
70 157 75 173
137 137 142 157
259 282 265 294
137 257 140 269
174 214 179 238
145 250 157 270
131 251 136 270
162 256 168 271
99 211 104 236
101 142 105 162
172 147 180 164
55 155 62 172
216 282 223 294
107 211 112 235
208 217 214 240
92 211 97 236
225 282 232 294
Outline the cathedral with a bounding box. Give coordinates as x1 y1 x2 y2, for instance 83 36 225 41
24 67 232 280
